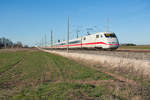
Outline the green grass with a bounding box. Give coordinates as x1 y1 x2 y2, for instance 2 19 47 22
1 49 148 100
0 49 117 100
12 83 111 100
0 52 23 73
118 45 150 50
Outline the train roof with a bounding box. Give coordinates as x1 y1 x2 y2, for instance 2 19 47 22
82 32 115 37
94 32 115 34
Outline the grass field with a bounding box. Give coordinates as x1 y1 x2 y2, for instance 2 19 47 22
0 49 149 100
118 45 150 50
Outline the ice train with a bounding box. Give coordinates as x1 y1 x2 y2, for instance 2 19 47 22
52 32 119 50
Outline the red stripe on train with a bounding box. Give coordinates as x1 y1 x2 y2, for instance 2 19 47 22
53 42 119 48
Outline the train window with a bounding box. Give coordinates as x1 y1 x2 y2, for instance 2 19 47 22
96 35 99 38
69 40 80 44
105 34 116 38
101 35 103 38
84 37 86 40
111 34 116 37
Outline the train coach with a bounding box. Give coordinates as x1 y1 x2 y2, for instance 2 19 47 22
52 32 119 50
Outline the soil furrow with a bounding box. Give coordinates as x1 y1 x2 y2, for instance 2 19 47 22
0 58 24 76
89 66 138 85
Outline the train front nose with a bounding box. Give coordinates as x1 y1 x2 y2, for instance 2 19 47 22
103 32 119 49
108 40 119 49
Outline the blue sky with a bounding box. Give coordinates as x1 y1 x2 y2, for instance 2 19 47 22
0 0 150 46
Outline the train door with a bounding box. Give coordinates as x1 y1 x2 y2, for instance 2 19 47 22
95 34 100 48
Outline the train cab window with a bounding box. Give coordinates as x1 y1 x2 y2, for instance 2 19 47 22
96 35 99 38
105 34 116 38
101 35 103 38
84 37 86 40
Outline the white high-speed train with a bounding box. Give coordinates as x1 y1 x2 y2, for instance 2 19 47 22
52 32 119 50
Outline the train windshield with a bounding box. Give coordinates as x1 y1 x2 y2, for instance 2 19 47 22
104 34 116 38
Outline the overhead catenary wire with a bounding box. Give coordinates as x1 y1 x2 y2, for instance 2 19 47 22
45 34 47 48
51 30 53 48
106 18 110 32
67 16 69 53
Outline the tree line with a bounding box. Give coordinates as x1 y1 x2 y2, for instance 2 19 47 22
0 37 28 49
